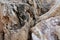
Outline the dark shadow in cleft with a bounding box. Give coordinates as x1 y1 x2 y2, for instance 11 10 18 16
57 22 60 26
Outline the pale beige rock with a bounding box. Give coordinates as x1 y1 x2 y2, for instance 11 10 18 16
31 16 60 40
38 0 60 21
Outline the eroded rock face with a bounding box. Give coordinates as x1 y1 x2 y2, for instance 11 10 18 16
0 2 31 40
1 3 31 40
0 0 60 40
31 16 60 40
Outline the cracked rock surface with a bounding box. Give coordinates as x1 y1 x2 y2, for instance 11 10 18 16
0 0 60 40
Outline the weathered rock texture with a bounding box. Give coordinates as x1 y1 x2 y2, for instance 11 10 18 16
31 16 60 40
0 0 60 40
